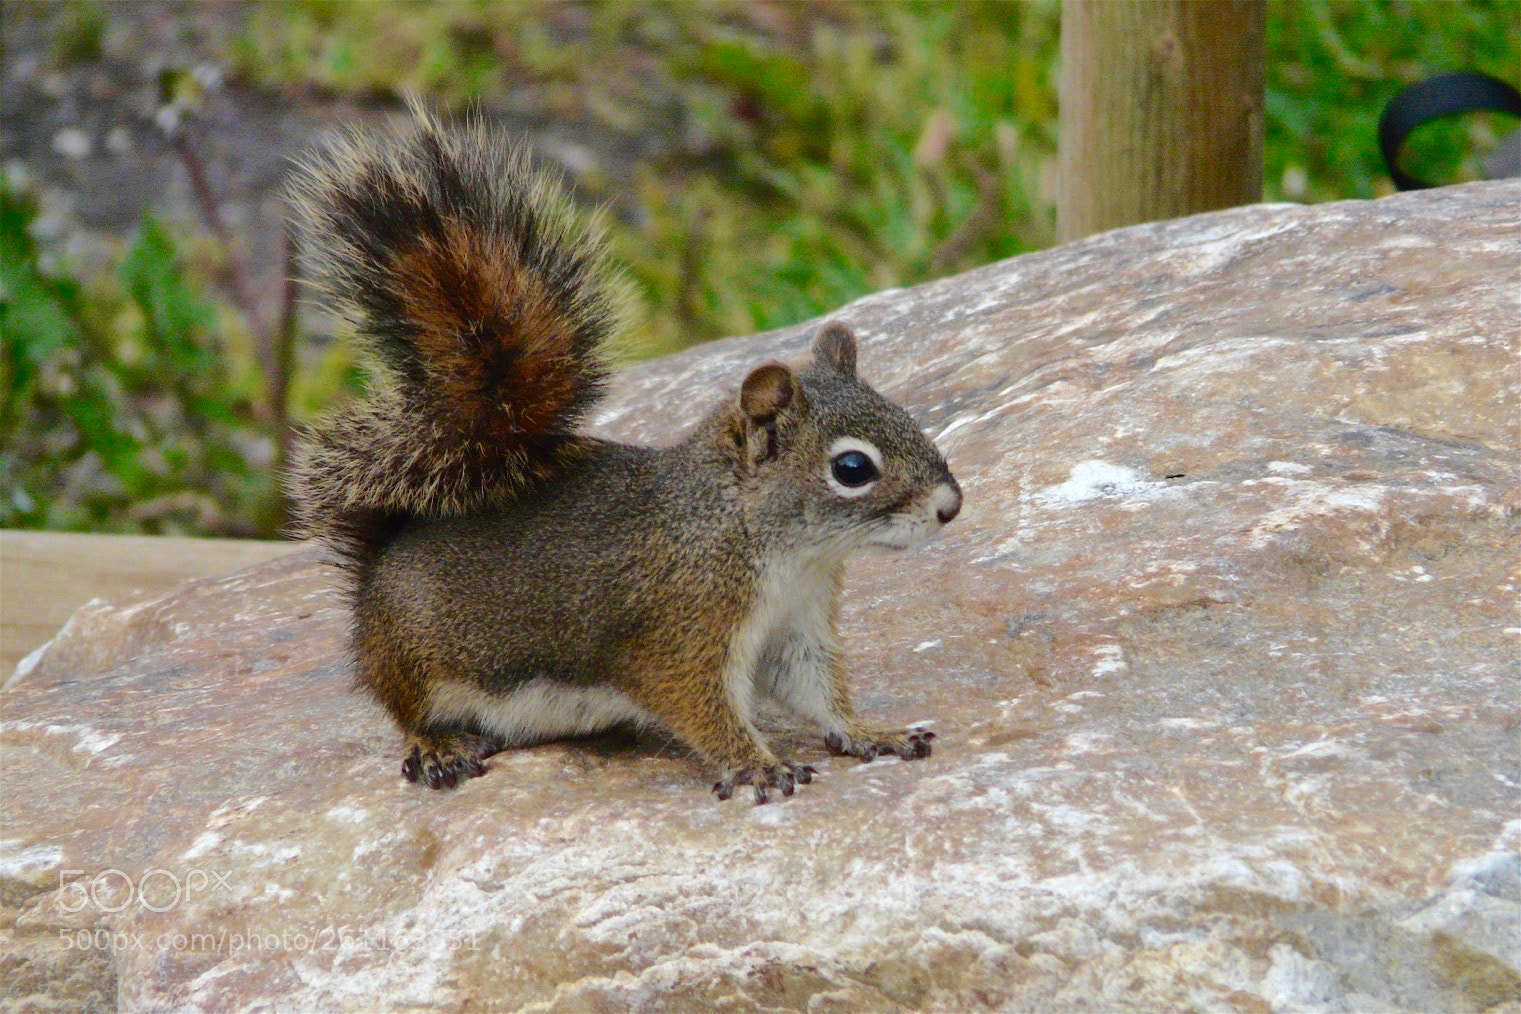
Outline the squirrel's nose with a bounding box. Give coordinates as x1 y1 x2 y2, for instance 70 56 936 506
933 480 962 525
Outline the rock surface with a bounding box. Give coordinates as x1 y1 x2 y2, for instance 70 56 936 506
3 181 1519 1012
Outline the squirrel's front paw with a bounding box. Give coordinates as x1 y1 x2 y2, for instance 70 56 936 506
826 727 935 762
713 761 816 805
401 732 501 789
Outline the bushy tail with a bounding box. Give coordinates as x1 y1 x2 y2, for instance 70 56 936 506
285 99 629 552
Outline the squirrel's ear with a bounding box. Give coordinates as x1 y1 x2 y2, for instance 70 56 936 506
739 362 798 425
812 322 857 376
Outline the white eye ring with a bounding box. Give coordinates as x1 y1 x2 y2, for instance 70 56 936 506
826 437 883 497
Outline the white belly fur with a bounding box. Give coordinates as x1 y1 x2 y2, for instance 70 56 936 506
426 678 651 746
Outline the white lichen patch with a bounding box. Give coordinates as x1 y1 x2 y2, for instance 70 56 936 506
1062 732 1115 755
1126 559 1201 591
8 641 51 688
0 842 63 877
324 805 371 825
1035 461 1163 509
1090 644 1128 677
66 727 121 759
1160 717 1218 731
1261 942 1348 1011
3 722 126 769
207 797 269 829
1246 482 1385 547
1150 336 1295 375
182 832 222 861
1267 461 1312 475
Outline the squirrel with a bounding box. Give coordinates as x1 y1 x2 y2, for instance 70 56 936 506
285 102 962 804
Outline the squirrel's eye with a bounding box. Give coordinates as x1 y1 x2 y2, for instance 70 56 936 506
831 450 879 488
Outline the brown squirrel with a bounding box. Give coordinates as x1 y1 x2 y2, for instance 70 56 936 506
285 103 962 804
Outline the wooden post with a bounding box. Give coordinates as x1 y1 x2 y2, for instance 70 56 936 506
1057 0 1266 244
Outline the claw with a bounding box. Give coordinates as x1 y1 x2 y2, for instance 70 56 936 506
831 729 938 764
714 762 812 805
401 733 500 790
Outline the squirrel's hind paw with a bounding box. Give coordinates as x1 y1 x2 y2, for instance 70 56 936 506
825 728 935 763
401 732 502 789
713 761 816 805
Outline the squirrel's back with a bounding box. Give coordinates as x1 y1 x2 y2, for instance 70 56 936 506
356 436 737 684
285 100 630 566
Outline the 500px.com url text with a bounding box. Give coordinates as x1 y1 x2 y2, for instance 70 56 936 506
61 925 481 954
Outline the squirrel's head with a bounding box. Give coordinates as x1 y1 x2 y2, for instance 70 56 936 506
728 322 961 556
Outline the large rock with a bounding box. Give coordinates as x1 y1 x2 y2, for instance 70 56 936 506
3 181 1518 1012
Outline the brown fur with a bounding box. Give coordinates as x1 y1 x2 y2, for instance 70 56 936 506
389 218 581 441
285 99 629 540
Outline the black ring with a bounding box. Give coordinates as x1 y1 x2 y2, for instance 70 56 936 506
1378 71 1521 191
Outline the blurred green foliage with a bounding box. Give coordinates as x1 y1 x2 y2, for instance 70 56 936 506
234 1 1064 355
0 180 278 535
5 0 1517 538
1266 0 1520 202
228 0 1518 354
